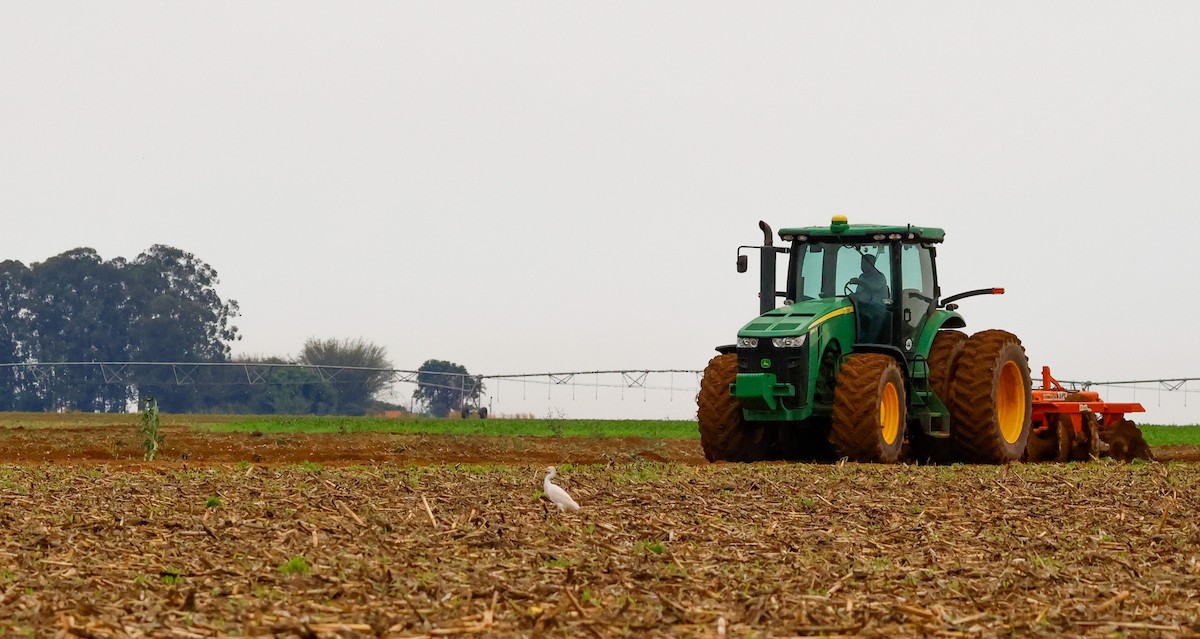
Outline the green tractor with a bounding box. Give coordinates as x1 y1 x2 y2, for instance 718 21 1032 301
698 216 1033 464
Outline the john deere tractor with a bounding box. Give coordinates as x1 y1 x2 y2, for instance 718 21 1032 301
698 216 1032 464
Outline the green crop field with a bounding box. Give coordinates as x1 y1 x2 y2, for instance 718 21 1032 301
1138 424 1200 446
200 416 701 439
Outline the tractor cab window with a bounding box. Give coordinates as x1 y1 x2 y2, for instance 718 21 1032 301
898 243 936 349
793 242 892 342
794 242 891 301
795 245 824 301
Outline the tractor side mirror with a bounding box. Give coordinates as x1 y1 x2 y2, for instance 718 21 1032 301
737 255 748 273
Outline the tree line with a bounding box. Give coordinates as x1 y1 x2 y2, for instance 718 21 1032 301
0 246 482 416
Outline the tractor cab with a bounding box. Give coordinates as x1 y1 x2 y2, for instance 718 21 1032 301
780 216 945 353
735 216 951 361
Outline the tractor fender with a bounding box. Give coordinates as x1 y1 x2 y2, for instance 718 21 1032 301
850 343 909 370
914 309 966 356
928 308 966 331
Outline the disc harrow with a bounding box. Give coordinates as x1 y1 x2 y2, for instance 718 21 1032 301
1024 366 1152 462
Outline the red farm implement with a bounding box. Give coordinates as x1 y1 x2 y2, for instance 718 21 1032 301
1025 366 1152 462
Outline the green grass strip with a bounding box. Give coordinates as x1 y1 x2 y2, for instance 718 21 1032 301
188 416 1200 444
201 416 701 439
1138 424 1200 446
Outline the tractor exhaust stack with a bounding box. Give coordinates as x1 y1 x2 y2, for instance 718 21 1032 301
758 221 777 316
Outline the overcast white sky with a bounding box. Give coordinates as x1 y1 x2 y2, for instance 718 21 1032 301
2 2 1198 424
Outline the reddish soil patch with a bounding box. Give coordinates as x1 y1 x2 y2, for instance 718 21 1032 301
0 425 707 466
1154 444 1200 462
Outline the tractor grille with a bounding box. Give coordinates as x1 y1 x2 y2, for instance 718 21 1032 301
738 341 809 408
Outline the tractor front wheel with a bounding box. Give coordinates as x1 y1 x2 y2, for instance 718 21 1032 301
830 353 907 463
697 353 774 461
950 330 1032 463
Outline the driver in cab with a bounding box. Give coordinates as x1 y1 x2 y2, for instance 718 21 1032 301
852 253 890 343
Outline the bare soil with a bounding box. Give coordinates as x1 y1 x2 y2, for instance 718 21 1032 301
3 425 1200 637
3 462 1200 637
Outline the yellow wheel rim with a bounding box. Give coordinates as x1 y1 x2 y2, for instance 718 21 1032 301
997 360 1026 444
880 381 900 446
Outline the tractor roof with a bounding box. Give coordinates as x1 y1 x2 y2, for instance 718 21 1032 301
778 216 945 243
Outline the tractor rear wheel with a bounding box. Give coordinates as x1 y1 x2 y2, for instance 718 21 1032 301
928 329 968 403
830 353 906 463
950 330 1033 463
697 353 774 461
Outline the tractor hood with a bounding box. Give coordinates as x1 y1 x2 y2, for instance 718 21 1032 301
737 298 853 338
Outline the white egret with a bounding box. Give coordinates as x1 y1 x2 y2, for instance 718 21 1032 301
543 466 580 512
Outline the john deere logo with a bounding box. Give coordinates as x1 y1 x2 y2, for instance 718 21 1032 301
760 358 772 369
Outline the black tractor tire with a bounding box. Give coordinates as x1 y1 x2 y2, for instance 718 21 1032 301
928 329 968 404
949 330 1033 463
830 353 907 463
478 407 488 420
697 353 775 462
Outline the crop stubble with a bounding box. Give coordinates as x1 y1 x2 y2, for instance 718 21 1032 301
1 460 1199 638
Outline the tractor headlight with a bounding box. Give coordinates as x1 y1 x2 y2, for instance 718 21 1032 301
737 337 759 348
771 334 807 348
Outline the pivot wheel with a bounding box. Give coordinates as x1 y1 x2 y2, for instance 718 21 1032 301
949 330 1033 463
830 353 906 463
697 353 775 462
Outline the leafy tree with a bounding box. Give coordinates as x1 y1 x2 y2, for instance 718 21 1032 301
298 338 393 415
413 359 484 417
0 245 240 413
22 249 131 411
208 356 336 415
127 245 240 362
125 245 241 412
0 260 32 410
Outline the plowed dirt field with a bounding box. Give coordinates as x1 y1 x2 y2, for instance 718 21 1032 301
2 425 1200 637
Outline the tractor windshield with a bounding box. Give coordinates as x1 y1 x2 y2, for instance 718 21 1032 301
791 242 891 302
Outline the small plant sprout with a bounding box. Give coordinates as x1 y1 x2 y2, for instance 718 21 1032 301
205 496 221 509
140 397 163 461
279 555 311 576
635 540 666 555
